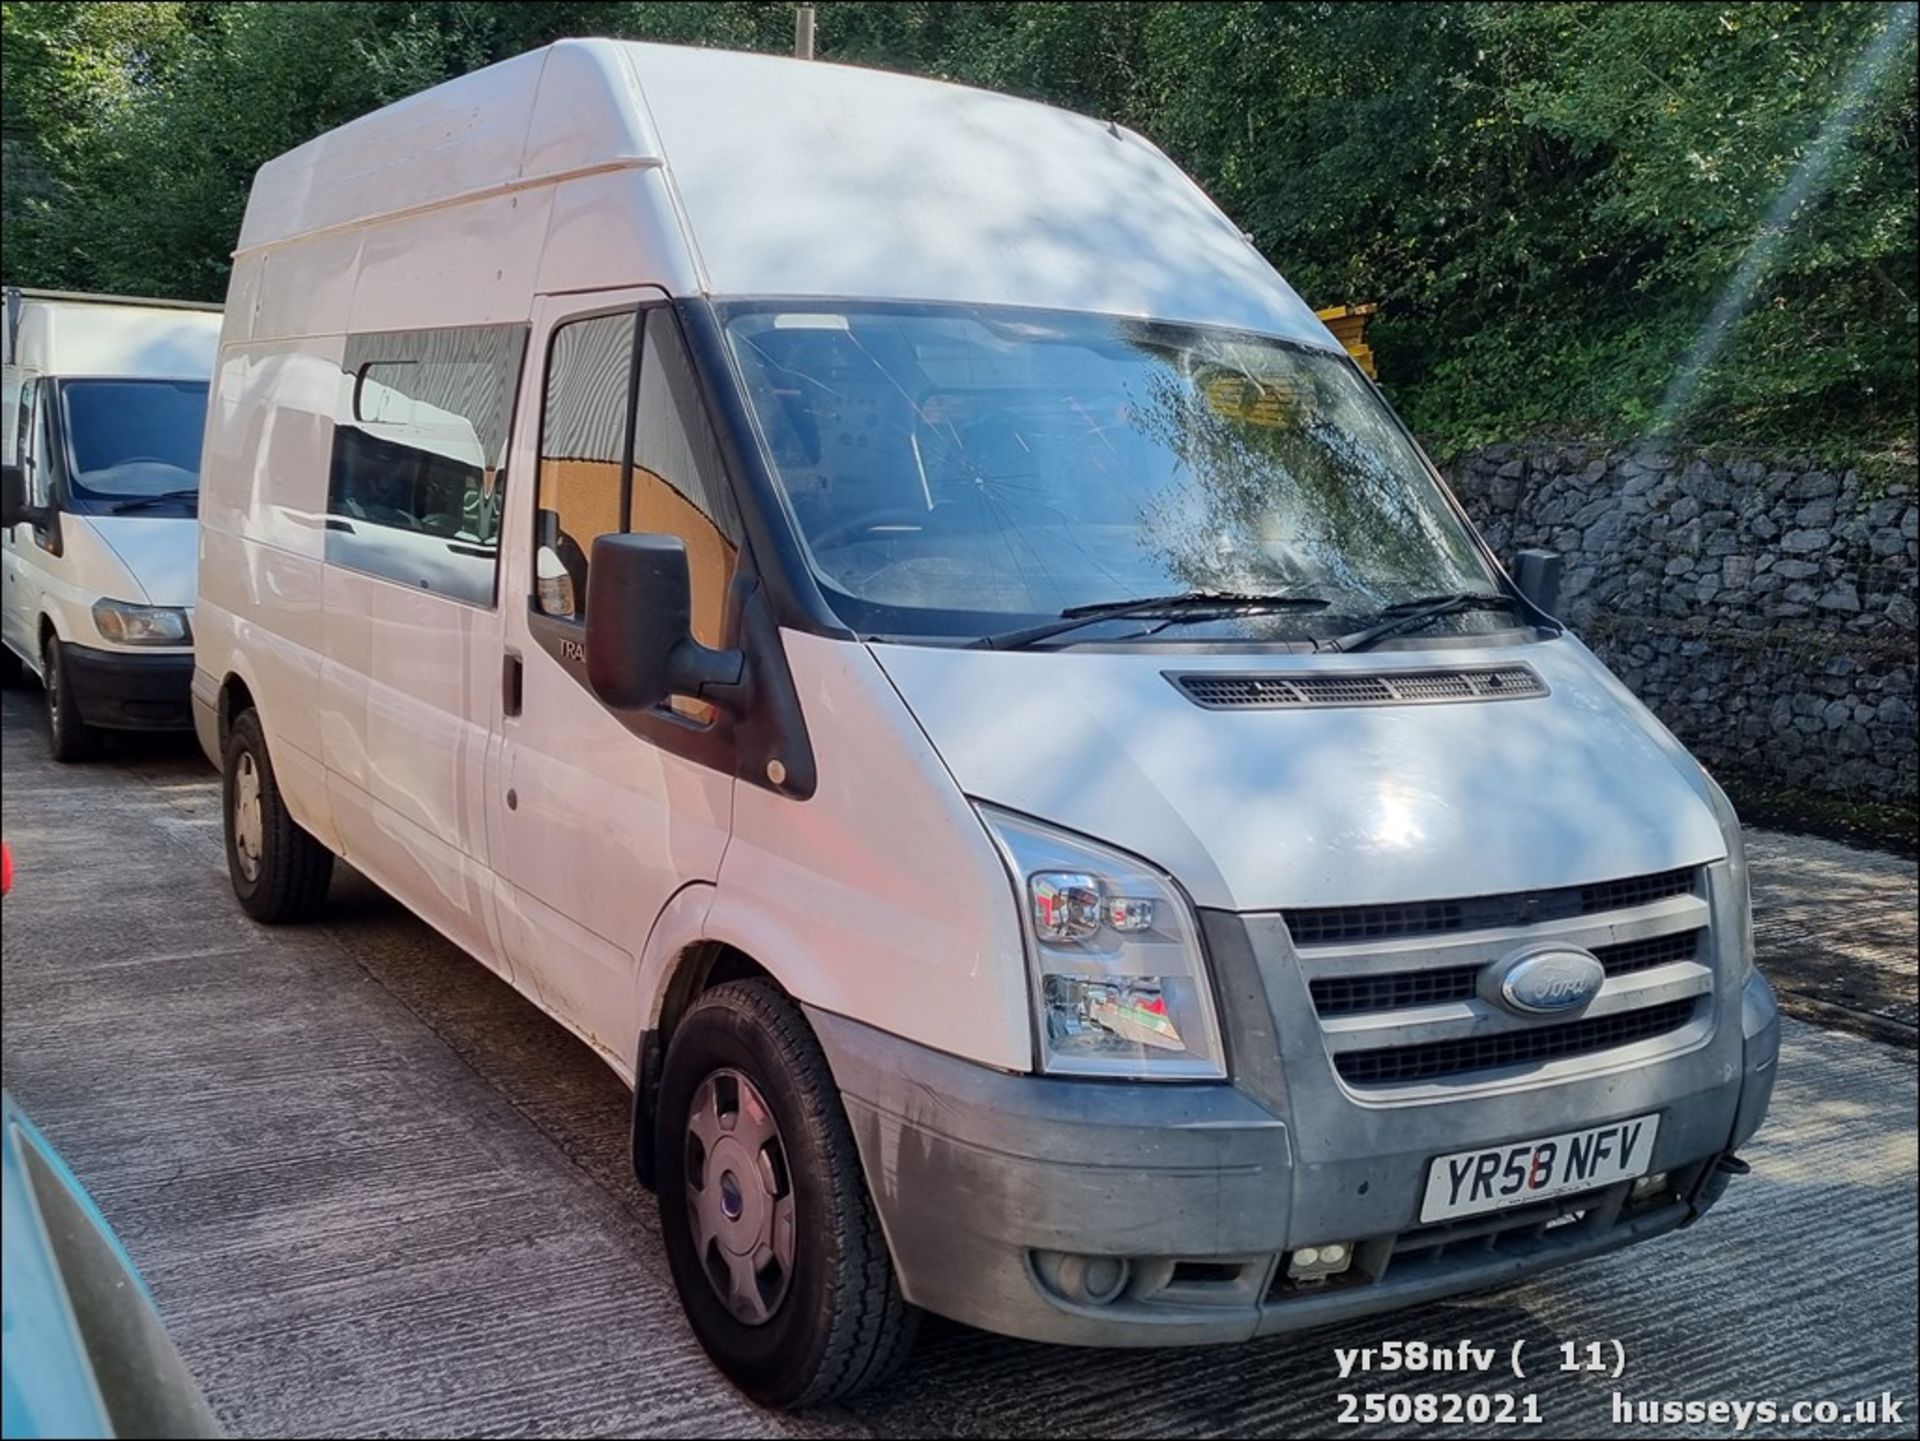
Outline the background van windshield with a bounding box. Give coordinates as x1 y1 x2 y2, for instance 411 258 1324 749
722 304 1500 642
61 378 210 506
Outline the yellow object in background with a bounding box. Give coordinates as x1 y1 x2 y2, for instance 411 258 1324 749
1316 302 1379 378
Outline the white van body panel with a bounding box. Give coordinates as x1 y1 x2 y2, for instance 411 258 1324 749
231 38 1336 350
6 517 148 661
86 517 198 609
870 638 1728 914
624 44 1328 338
709 631 1034 1072
6 298 217 383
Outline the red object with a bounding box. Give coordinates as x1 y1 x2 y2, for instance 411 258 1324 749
1 840 11 897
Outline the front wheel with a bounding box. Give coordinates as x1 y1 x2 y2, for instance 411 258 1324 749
223 708 334 922
657 980 917 1408
44 636 102 762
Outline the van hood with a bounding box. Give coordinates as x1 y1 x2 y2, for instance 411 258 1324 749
870 636 1726 912
84 516 199 609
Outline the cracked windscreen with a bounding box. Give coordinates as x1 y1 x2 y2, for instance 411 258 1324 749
721 302 1504 644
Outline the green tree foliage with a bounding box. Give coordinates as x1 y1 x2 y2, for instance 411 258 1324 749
3 1 1912 452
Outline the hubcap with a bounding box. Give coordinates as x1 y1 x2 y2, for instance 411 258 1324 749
684 1068 796 1326
232 752 264 882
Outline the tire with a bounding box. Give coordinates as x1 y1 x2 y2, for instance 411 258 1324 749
223 708 334 923
658 979 917 1408
44 635 103 762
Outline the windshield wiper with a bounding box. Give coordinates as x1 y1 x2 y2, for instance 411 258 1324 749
1323 591 1530 654
972 590 1330 651
108 488 199 514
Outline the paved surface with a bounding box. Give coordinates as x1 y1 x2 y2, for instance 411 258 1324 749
1747 830 1918 1045
2 688 1916 1439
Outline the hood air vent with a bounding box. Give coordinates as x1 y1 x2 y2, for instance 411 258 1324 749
1170 664 1547 711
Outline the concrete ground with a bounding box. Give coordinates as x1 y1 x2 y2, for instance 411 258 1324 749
1747 829 1917 1046
2 689 1915 1439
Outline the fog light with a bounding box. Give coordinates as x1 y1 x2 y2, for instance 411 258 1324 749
1033 1250 1132 1306
1286 1241 1354 1280
1630 1172 1669 1203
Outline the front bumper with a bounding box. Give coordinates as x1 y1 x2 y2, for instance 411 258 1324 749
807 963 1779 1349
61 643 193 731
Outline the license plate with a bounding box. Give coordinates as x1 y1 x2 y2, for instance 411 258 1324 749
1419 1114 1660 1223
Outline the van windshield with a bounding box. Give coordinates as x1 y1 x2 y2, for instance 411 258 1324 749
721 303 1503 644
60 378 209 513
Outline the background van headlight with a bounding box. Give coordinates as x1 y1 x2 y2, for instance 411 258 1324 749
977 805 1226 1080
92 598 192 646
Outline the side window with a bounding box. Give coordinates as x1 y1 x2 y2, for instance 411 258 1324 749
534 306 740 722
630 308 739 653
534 311 634 620
28 385 54 507
326 323 527 605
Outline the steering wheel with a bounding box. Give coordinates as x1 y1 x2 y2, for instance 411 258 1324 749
808 507 933 551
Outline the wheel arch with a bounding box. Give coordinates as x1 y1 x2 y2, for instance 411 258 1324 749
631 885 786 1190
216 670 257 754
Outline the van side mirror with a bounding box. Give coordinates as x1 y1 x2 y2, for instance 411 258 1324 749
1513 549 1564 615
585 533 747 715
1 463 30 529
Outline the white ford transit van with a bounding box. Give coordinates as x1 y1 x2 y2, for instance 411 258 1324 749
2 288 221 759
197 41 1779 1407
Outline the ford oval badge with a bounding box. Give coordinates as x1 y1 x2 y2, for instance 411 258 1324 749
1492 945 1606 1016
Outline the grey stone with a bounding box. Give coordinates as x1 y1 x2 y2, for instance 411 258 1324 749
1818 583 1862 613
1796 499 1836 529
1780 529 1828 553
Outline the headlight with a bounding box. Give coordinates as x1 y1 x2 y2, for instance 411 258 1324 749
92 598 191 646
1703 774 1754 984
976 805 1226 1080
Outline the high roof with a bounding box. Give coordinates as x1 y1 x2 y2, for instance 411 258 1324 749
237 39 1332 344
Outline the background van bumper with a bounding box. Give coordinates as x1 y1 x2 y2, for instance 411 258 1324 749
60 643 194 731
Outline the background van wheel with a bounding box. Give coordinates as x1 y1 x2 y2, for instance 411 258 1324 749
658 979 917 1408
44 636 102 762
224 708 333 922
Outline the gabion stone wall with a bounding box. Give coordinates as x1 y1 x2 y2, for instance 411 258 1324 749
1447 443 1917 808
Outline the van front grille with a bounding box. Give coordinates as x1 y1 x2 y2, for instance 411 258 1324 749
1332 999 1698 1085
1284 868 1698 947
1171 664 1546 712
1309 929 1703 1016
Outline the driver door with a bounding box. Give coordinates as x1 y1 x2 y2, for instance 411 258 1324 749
488 288 740 1074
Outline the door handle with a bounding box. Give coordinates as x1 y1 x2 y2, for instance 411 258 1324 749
502 650 523 717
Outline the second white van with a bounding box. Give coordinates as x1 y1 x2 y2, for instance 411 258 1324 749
2 287 221 759
196 41 1779 1408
